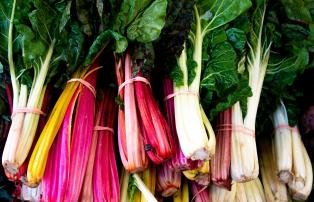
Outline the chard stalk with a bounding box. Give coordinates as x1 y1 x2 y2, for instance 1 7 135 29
211 109 232 189
190 181 210 202
133 173 158 202
183 160 210 186
156 164 181 197
2 84 27 173
173 178 189 202
289 144 313 201
259 138 289 202
210 183 236 202
8 0 19 109
272 101 293 183
289 127 306 189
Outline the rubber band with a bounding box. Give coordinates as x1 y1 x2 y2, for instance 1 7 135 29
215 124 255 137
93 126 115 134
163 91 198 102
67 78 96 97
11 107 46 117
274 124 299 134
118 76 151 94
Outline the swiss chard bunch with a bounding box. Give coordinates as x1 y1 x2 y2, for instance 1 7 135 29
0 0 85 176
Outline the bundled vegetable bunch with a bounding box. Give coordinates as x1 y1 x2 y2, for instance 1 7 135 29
1 0 314 201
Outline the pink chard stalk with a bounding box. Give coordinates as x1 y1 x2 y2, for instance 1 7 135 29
93 88 120 202
211 108 232 189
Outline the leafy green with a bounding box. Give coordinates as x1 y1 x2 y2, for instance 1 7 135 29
153 0 195 75
200 27 252 119
114 0 168 43
258 0 314 126
126 0 167 42
195 0 252 35
279 0 313 23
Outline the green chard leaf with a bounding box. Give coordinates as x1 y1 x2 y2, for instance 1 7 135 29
196 0 252 35
279 0 313 23
114 0 168 43
127 0 167 42
200 27 252 120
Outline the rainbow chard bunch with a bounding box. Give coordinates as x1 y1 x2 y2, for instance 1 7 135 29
0 0 85 176
116 50 174 169
111 0 174 171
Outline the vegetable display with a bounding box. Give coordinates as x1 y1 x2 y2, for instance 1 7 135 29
1 0 314 201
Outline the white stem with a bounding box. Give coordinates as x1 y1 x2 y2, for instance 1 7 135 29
8 0 19 109
272 102 293 183
2 84 27 173
190 5 203 92
133 174 158 202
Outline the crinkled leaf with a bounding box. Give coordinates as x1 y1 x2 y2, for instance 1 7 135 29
56 0 72 33
226 28 247 51
153 0 194 74
28 0 59 42
200 26 251 119
201 42 238 93
127 0 167 42
75 0 93 36
114 0 152 34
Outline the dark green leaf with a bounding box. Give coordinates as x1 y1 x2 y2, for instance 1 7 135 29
114 0 152 34
279 0 313 23
127 0 167 42
226 28 247 51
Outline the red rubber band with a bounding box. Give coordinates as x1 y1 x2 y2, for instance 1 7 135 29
67 78 96 97
94 126 115 134
118 76 151 94
11 108 46 117
163 91 198 102
215 124 255 137
274 124 299 134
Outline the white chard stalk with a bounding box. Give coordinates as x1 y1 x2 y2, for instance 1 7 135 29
272 101 293 183
231 2 271 182
231 102 259 182
289 127 306 190
174 43 213 161
243 178 266 202
259 138 289 202
289 142 313 201
210 183 236 202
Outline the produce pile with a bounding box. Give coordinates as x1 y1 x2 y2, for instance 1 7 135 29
1 0 314 201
